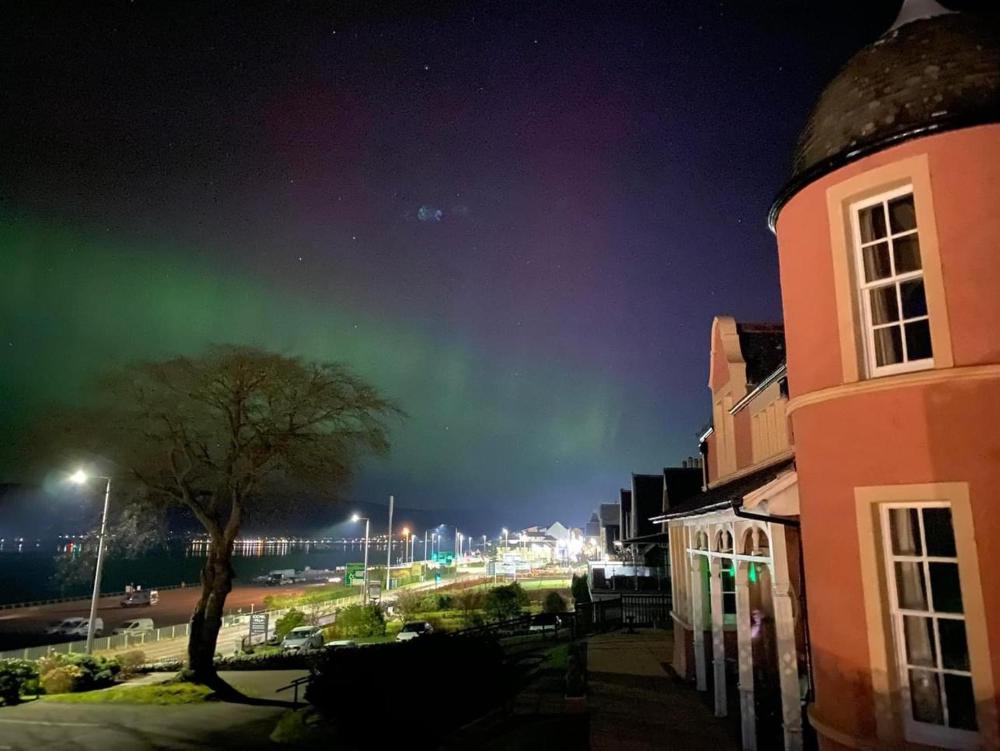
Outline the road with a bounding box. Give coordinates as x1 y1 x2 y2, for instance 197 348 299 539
0 585 308 651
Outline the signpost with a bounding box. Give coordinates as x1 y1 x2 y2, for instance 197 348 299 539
248 612 269 644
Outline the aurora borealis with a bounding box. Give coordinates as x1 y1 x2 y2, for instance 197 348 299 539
2 2 896 526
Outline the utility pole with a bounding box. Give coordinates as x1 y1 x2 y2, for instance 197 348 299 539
385 494 394 591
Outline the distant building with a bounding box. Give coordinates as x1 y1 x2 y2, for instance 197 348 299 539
597 503 620 558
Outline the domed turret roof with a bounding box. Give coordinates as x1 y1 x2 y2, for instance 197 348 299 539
770 7 1000 228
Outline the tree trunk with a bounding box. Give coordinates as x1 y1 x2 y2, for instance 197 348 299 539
186 536 235 684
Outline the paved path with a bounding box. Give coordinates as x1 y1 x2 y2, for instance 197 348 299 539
0 700 285 751
588 629 738 751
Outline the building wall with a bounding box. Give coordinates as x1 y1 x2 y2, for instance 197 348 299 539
775 124 1000 749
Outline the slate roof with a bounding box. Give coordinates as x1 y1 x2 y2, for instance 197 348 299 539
662 467 704 511
772 10 1000 227
631 473 665 538
736 322 786 386
598 503 620 527
651 458 796 522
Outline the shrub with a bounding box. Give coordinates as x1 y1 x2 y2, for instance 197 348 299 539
543 591 567 614
484 583 528 622
38 653 120 693
275 609 308 639
115 651 147 678
0 659 39 705
41 665 87 694
455 589 484 627
327 604 385 639
571 574 591 604
393 590 424 621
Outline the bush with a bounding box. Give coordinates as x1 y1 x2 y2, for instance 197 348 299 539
571 574 591 604
326 604 385 640
41 665 87 694
543 591 567 614
0 659 39 705
115 651 147 678
38 653 120 694
393 590 424 621
484 583 529 622
275 609 308 640
455 589 484 627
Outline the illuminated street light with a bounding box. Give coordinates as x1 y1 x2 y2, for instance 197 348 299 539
67 469 112 654
351 513 371 603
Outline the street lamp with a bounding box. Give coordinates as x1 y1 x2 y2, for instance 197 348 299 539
401 527 409 566
502 528 509 553
482 534 487 556
409 533 416 564
456 531 462 562
68 469 112 654
351 513 371 604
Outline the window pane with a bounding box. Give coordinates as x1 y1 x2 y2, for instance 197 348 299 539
895 561 929 610
874 326 904 367
903 615 936 667
944 674 978 730
859 205 888 243
909 669 943 724
900 279 928 319
862 242 892 281
889 194 917 234
905 320 933 361
890 508 922 555
939 619 970 671
723 593 736 615
893 234 922 273
929 563 963 613
923 508 956 558
870 286 900 324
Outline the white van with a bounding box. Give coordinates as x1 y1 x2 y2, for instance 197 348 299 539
113 618 154 636
48 617 104 637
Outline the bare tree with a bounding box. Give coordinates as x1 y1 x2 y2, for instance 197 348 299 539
45 346 400 684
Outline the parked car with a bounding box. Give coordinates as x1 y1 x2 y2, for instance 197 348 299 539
281 626 324 652
121 590 159 607
113 618 155 636
48 617 104 638
529 613 563 632
395 621 434 642
327 639 357 649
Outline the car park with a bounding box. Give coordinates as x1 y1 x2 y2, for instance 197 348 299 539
395 621 434 642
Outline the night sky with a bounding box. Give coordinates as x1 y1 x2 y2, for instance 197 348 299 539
2 2 905 528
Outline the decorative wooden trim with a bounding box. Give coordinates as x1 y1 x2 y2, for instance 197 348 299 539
786 364 1000 416
707 448 795 490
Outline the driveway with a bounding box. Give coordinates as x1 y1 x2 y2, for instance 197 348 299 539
0 698 286 750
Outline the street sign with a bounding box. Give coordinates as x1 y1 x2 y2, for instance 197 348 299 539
345 563 365 586
249 612 269 638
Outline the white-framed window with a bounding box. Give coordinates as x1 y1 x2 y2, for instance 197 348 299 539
880 502 978 749
851 187 933 377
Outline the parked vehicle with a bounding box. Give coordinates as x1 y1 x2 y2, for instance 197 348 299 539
327 639 357 649
395 621 434 642
113 618 155 635
281 626 324 652
48 617 104 637
121 589 159 607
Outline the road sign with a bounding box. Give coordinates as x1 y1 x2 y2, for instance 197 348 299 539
249 613 269 638
345 563 365 586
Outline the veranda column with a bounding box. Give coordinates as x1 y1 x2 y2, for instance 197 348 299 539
709 555 728 717
769 524 803 751
735 562 757 751
690 551 707 691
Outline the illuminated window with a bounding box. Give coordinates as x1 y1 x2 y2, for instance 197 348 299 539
851 188 933 377
880 503 978 747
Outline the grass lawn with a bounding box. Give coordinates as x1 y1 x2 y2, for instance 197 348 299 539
44 682 216 705
542 643 571 670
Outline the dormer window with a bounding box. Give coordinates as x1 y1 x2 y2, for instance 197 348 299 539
851 187 933 377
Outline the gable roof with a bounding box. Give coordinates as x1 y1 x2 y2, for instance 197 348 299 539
662 467 704 511
598 503 620 526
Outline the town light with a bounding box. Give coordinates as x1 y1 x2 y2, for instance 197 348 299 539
69 469 88 484
64 468 112 654
351 513 361 522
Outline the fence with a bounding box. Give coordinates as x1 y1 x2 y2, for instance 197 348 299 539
574 592 672 635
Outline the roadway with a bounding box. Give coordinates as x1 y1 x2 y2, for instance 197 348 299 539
0 585 308 651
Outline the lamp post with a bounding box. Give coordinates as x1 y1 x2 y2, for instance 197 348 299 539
385 495 394 592
401 527 409 567
502 528 509 554
68 470 111 654
410 533 416 564
482 534 487 557
351 514 371 604
431 533 438 558
456 531 462 562
423 531 429 561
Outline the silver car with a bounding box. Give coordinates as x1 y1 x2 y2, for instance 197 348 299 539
281 626 324 652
